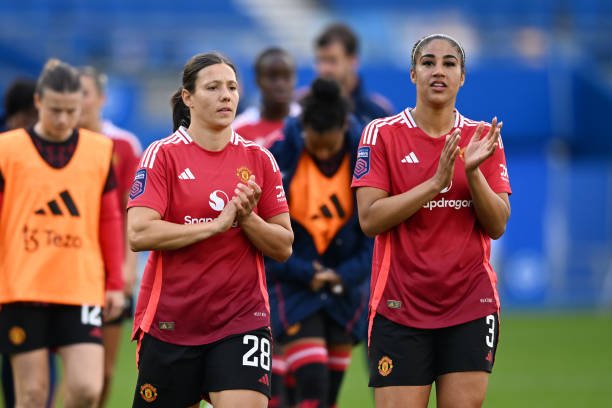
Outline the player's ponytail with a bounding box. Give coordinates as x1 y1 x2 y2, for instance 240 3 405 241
171 87 190 131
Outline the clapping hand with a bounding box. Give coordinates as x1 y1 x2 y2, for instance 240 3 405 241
432 129 461 191
464 117 502 172
232 175 261 221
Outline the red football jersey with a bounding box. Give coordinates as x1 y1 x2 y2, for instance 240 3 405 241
351 109 512 331
102 120 142 211
128 127 288 345
233 104 301 148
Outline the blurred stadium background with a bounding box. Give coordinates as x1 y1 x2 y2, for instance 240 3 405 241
1 0 611 407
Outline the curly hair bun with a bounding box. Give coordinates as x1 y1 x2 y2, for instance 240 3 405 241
311 78 341 102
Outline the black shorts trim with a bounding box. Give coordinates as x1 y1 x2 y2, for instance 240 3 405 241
368 313 499 387
133 327 272 407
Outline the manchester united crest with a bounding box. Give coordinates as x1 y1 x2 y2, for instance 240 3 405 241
8 326 26 346
378 356 393 377
140 383 158 402
236 166 252 183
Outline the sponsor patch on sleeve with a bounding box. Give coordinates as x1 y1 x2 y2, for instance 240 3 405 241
129 168 147 200
353 146 371 179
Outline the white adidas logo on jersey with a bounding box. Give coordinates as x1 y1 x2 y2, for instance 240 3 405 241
178 168 196 180
401 152 419 164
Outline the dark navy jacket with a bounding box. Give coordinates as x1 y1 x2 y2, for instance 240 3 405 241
350 78 394 126
266 115 372 342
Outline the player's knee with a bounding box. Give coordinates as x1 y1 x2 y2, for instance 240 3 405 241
65 380 102 407
17 384 48 408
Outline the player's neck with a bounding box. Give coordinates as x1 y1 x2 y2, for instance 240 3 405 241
82 118 103 133
187 124 232 152
261 103 289 121
33 122 73 142
344 73 358 96
410 104 456 138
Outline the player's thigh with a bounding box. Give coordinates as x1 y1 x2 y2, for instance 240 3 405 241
133 333 204 407
375 385 432 408
203 327 272 400
57 343 104 394
435 371 489 408
368 314 436 387
209 389 268 408
10 349 51 395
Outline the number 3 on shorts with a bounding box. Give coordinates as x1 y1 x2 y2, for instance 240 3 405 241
485 314 495 348
242 334 271 370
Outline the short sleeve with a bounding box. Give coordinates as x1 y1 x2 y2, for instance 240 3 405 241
480 132 512 195
256 149 289 220
126 144 169 217
350 120 391 192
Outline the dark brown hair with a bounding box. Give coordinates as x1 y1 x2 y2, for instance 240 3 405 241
315 23 359 56
35 58 81 97
411 34 466 73
171 52 237 131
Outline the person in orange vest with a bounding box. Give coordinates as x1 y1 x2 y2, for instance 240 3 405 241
266 78 372 408
0 59 124 408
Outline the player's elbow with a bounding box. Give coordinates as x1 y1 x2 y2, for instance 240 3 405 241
359 216 379 238
488 224 506 240
127 225 148 252
269 245 292 263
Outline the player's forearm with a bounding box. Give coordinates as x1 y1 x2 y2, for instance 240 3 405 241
359 179 441 237
466 168 510 239
128 218 224 251
239 213 293 262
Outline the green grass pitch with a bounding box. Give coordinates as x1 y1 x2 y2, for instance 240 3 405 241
2 313 611 407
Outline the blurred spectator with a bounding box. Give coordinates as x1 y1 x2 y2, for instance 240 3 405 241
234 47 300 148
78 65 142 407
1 79 38 131
314 22 395 125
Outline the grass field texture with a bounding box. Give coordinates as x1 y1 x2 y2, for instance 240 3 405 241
3 313 611 407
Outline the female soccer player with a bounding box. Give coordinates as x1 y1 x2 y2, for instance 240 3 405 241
267 77 372 408
128 52 293 408
352 34 512 407
0 59 124 408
